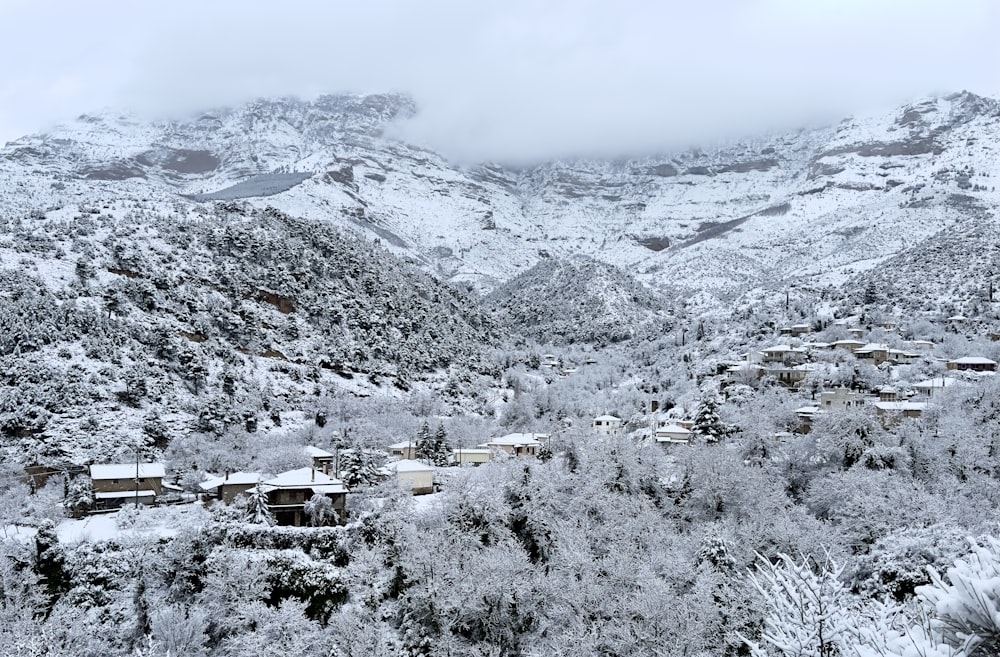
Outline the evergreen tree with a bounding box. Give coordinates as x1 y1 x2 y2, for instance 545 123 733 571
693 390 728 443
862 280 879 305
245 484 274 525
431 423 451 467
537 442 553 463
33 519 69 613
340 450 381 488
414 421 433 462
65 475 94 516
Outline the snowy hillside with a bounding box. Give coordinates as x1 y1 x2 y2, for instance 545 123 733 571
0 202 499 465
486 256 671 345
2 91 998 302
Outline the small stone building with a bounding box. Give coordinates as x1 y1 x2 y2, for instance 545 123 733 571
89 463 165 510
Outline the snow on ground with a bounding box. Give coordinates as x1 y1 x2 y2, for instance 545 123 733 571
410 491 446 514
2 503 210 546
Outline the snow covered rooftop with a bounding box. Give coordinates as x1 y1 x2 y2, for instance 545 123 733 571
593 414 621 422
388 440 415 449
262 467 347 493
198 472 262 491
855 343 889 352
311 484 349 495
875 402 927 412
485 433 548 446
795 405 824 416
90 463 165 480
304 445 334 458
657 424 691 434
385 459 435 473
949 356 997 365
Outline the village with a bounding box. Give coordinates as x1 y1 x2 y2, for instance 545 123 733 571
66 431 555 526
48 311 997 530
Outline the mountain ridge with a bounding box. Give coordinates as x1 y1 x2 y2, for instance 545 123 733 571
1 90 998 306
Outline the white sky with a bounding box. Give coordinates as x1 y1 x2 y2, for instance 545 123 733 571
1 0 997 163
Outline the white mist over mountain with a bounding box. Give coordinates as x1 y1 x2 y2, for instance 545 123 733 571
1 0 998 162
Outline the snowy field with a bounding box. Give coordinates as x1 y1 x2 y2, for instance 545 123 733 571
2 503 209 545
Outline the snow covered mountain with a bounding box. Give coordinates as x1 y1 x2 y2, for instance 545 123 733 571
2 90 998 305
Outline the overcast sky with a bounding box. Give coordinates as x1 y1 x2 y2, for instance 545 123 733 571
1 0 997 162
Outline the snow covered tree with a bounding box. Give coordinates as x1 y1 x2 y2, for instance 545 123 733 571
340 450 381 488
33 519 69 613
741 552 859 657
431 423 451 467
414 421 433 463
245 484 274 525
537 442 553 463
920 537 1000 657
304 493 337 527
693 389 728 443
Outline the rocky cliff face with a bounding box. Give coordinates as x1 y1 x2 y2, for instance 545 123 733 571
2 91 998 304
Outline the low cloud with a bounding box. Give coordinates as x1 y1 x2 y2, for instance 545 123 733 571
1 0 997 163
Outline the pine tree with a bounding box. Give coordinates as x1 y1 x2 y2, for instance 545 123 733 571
340 450 381 488
245 484 274 525
33 519 69 613
431 423 451 467
693 390 728 443
414 421 433 462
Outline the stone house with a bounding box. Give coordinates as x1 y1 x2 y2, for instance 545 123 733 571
89 463 165 510
199 471 262 504
261 467 348 527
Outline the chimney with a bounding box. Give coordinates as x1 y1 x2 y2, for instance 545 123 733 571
224 470 229 481
311 467 315 482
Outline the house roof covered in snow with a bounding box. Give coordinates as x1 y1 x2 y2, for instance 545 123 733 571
874 402 927 412
486 433 548 446
304 445 334 458
854 343 890 353
761 344 805 353
90 463 165 480
262 468 347 493
385 459 435 473
199 472 262 491
949 356 997 365
657 423 691 435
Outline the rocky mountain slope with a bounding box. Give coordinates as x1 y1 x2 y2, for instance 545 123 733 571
2 91 998 306
0 203 499 465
